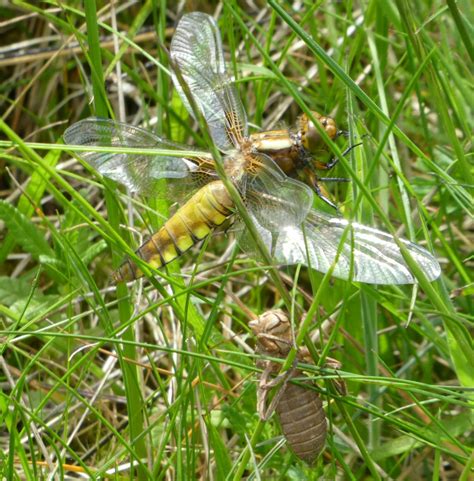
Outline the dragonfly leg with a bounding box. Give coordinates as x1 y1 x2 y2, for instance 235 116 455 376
258 359 298 421
324 357 347 396
337 129 349 138
300 166 338 210
257 363 273 420
313 181 339 211
318 177 350 183
319 141 363 170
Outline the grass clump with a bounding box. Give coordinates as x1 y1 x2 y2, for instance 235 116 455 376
0 1 472 480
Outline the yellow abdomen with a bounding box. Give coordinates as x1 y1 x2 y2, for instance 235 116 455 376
114 181 234 282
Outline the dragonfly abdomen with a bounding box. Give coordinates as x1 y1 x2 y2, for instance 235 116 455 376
276 380 327 464
114 181 233 282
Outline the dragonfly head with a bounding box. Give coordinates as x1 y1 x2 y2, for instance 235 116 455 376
299 111 338 153
249 310 293 355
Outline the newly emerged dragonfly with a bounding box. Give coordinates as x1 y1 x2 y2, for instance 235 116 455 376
64 12 441 285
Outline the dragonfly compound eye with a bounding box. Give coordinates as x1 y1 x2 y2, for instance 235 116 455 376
300 111 338 153
251 310 293 354
257 309 290 335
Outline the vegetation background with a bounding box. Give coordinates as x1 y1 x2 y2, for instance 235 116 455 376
0 1 472 480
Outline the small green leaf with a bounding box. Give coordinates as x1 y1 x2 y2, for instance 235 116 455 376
80 239 108 265
0 149 60 263
371 412 473 460
0 276 32 306
0 200 53 260
10 294 61 322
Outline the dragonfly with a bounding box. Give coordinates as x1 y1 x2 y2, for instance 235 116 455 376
63 12 441 285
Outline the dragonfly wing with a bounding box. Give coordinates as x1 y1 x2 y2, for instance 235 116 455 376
245 155 314 230
270 209 441 284
63 118 212 195
236 154 314 255
170 12 247 151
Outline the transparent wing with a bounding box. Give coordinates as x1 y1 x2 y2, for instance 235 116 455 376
63 117 215 195
170 12 247 151
255 208 441 285
245 154 314 229
236 153 314 252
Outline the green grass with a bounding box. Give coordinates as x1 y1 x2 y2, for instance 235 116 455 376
0 1 473 480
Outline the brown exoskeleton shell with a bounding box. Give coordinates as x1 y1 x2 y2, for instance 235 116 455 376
249 310 327 463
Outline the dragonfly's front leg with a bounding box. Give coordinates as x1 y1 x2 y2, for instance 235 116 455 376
297 351 347 396
257 358 298 421
324 356 347 396
317 140 364 171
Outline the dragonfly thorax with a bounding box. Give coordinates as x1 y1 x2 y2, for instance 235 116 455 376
224 151 249 182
